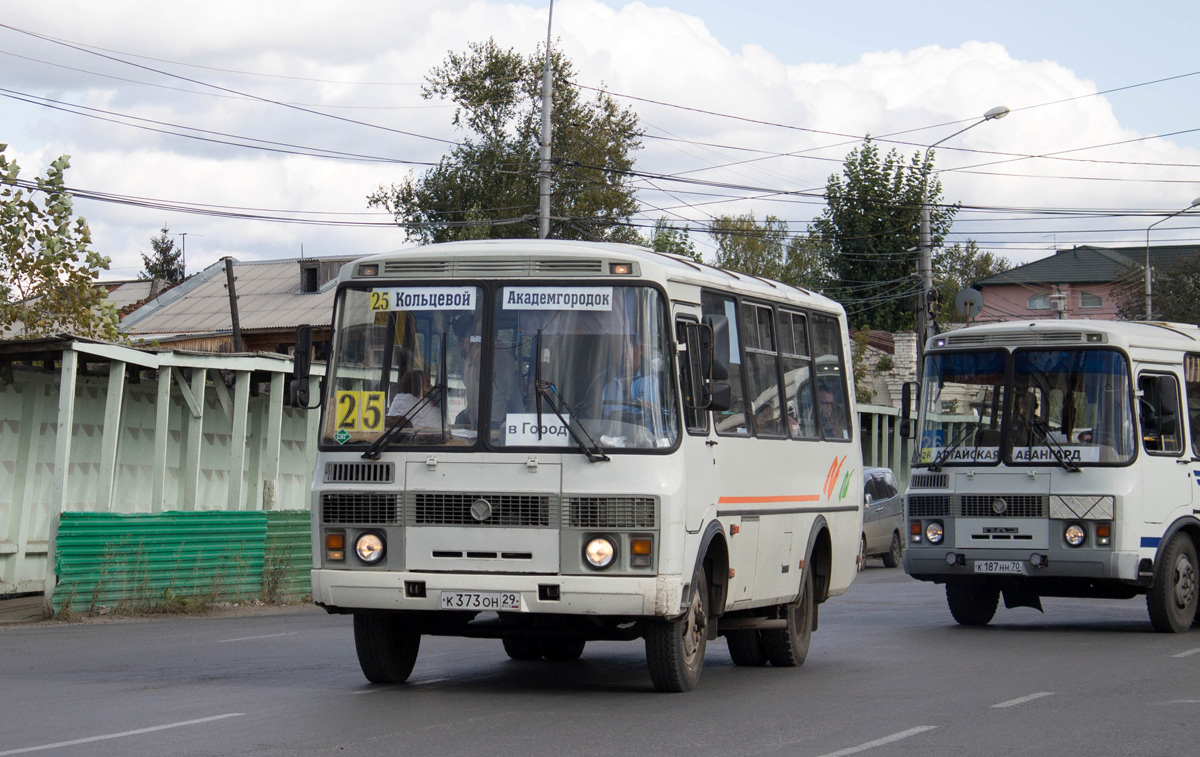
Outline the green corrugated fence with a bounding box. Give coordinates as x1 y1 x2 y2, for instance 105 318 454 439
53 511 312 613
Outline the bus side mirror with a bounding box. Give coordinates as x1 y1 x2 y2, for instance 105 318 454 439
707 382 732 413
899 381 917 439
701 314 730 381
290 324 313 407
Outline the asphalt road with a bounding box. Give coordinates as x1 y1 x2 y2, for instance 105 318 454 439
3 563 1198 757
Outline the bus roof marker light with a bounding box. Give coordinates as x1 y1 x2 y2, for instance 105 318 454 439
609 262 633 275
357 263 379 277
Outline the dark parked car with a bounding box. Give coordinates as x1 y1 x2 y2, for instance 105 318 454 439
860 467 903 569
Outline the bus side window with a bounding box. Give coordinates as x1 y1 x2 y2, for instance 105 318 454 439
811 314 851 442
779 309 817 439
702 293 750 436
741 302 785 438
1139 373 1183 454
676 317 709 435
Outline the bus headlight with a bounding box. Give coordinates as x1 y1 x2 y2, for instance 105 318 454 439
584 536 617 569
355 532 386 564
925 521 944 544
1064 523 1087 548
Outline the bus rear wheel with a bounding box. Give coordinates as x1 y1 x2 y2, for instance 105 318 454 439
945 583 999 626
762 567 813 667
645 567 708 692
540 638 586 661
502 637 542 660
725 630 768 666
1148 533 1199 633
353 613 421 684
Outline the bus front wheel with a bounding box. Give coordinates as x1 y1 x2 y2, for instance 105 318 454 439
353 613 420 684
502 637 542 660
645 567 708 692
762 566 813 667
946 583 999 626
1148 533 1199 633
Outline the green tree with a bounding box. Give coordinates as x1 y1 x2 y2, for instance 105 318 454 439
368 39 643 244
139 224 185 284
810 137 955 332
933 241 1010 324
647 217 700 261
1115 256 1200 324
709 212 789 279
0 145 120 340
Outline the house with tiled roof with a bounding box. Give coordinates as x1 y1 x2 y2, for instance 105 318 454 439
972 243 1200 322
120 256 353 353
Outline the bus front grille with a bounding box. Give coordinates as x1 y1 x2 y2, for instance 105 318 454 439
324 461 395 484
564 497 656 528
960 495 1045 518
907 495 951 517
909 473 948 489
322 492 400 524
411 493 552 527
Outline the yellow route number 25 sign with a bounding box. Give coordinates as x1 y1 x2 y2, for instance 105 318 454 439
335 391 385 436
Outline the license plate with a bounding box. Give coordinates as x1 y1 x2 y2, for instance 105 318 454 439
973 560 1023 574
439 591 521 611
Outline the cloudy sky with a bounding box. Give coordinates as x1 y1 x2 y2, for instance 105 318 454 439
3 0 1199 281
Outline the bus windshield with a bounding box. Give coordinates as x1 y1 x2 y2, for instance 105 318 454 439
1008 349 1135 466
916 348 1136 467
323 283 678 453
489 285 677 451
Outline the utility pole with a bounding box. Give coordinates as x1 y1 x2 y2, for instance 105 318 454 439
538 0 554 239
224 258 244 353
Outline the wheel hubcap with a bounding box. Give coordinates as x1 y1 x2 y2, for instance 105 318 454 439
682 590 705 661
1173 555 1197 610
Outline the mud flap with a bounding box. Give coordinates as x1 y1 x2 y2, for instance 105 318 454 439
1002 584 1044 613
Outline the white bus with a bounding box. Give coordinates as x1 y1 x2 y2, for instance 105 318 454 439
902 319 1200 632
292 240 863 692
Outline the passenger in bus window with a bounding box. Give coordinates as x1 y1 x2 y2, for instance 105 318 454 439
1010 391 1036 444
819 388 847 439
387 369 442 429
602 341 662 426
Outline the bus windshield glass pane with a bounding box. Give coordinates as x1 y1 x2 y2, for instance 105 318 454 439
917 351 1006 466
1008 349 1134 465
324 285 483 448
490 285 678 451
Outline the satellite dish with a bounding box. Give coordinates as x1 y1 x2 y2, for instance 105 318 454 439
955 288 984 319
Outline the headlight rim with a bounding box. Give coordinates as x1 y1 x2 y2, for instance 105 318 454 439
354 531 387 564
583 535 618 570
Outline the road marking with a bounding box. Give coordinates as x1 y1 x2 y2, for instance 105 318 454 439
216 632 297 643
0 713 244 756
1172 647 1200 658
813 726 938 757
992 692 1053 708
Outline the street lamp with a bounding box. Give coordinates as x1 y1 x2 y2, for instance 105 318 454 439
1144 196 1200 320
916 105 1009 372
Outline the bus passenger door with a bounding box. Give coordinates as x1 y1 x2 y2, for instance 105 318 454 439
1138 372 1191 524
677 315 717 533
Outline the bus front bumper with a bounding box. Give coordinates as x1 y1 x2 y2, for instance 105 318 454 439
312 569 680 617
904 548 1141 585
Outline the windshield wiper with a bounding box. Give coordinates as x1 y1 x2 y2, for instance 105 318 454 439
1030 418 1082 472
361 384 445 460
928 424 979 472
531 332 608 463
363 335 449 460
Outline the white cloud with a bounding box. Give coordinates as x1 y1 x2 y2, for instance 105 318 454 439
3 0 1197 277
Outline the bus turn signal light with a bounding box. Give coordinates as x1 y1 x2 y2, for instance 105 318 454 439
326 532 346 562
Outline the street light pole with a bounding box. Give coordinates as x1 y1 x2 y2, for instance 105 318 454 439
1144 196 1200 320
916 106 1009 375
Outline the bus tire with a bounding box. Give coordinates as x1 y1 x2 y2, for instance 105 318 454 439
883 533 902 569
762 566 813 667
645 566 708 692
1148 532 1199 634
540 638 586 661
946 583 999 626
725 630 768 666
353 613 420 684
502 638 543 660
